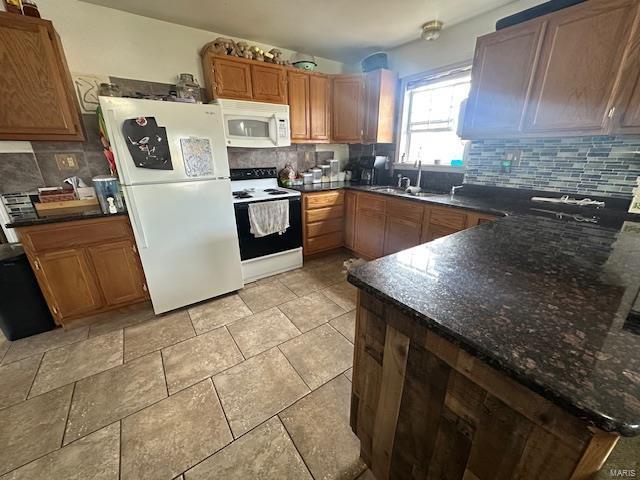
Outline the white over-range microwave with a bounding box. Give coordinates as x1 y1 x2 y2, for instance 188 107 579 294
216 99 291 148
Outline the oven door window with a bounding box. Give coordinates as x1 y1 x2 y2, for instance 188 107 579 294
228 119 270 138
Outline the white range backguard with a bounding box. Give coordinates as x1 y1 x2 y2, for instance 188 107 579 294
100 97 243 314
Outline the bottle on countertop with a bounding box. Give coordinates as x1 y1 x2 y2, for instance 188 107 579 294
3 0 23 14
21 0 40 17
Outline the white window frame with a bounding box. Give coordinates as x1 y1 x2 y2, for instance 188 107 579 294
394 61 472 172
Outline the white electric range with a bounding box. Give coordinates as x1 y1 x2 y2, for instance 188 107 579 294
230 168 302 282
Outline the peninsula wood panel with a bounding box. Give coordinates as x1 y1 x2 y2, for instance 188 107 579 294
351 291 620 480
0 13 83 141
522 0 639 134
462 20 545 137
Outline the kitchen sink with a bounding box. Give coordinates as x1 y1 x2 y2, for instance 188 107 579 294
371 187 406 193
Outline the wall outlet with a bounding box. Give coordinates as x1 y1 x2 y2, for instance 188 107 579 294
55 153 79 171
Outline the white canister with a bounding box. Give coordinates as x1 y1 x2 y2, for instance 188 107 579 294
320 165 331 183
329 159 340 181
302 173 313 185
311 168 322 184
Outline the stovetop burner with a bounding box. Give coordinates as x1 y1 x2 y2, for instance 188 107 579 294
233 191 253 199
266 190 288 195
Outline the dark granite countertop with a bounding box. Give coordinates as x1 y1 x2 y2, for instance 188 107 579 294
348 214 640 436
5 210 128 228
289 181 354 192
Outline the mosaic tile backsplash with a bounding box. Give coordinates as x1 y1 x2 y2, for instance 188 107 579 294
465 136 640 198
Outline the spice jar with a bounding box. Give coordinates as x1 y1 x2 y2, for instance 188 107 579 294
21 0 40 17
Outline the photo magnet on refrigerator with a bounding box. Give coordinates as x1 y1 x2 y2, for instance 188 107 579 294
123 116 173 170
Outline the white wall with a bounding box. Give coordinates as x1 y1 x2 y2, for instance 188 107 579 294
32 0 344 86
388 0 542 78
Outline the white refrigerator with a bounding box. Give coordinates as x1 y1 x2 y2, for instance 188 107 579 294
99 97 244 314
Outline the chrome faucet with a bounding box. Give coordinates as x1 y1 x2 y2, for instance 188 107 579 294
451 185 464 196
414 159 423 189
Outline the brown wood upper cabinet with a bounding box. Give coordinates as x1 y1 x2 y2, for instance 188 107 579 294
332 69 397 144
202 53 287 104
288 70 330 142
462 0 640 138
0 13 83 141
363 69 398 144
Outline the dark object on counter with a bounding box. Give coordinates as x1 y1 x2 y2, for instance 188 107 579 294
496 0 585 30
352 155 389 185
21 0 40 17
0 244 54 340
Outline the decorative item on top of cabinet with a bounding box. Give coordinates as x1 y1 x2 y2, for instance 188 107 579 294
302 191 345 256
288 70 331 143
16 216 149 326
201 52 288 104
461 0 640 139
0 12 84 141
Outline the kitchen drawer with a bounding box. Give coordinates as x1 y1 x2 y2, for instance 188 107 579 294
307 217 344 237
305 191 345 209
428 207 467 230
356 193 386 213
306 205 344 223
306 231 343 254
20 217 132 254
386 198 423 223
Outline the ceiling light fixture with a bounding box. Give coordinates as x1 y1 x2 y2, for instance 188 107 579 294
421 20 444 41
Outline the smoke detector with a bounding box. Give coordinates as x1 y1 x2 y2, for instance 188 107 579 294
421 20 444 41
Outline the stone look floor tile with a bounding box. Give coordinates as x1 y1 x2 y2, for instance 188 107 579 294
124 311 195 362
0 335 9 363
64 352 167 444
237 280 296 313
280 324 354 390
277 268 332 297
330 310 357 343
2 423 120 480
30 330 123 397
88 302 156 338
121 379 232 480
188 294 252 334
227 307 300 358
162 327 243 394
0 385 73 476
357 469 377 480
278 292 346 332
214 348 309 437
344 368 353 382
184 417 312 480
280 375 366 480
307 261 347 285
0 354 42 409
322 281 358 311
2 326 88 365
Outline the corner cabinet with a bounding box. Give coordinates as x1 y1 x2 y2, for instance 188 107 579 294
202 52 287 104
332 70 397 144
17 216 149 326
461 0 640 139
0 12 84 141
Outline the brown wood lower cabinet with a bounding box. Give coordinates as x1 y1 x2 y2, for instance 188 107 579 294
17 216 149 326
301 189 498 259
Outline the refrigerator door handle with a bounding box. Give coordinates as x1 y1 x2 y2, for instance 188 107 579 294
124 189 149 249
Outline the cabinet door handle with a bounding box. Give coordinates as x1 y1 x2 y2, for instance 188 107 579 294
52 306 59 315
131 244 137 254
33 260 40 271
142 284 148 292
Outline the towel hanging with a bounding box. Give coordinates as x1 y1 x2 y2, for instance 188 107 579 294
248 200 290 238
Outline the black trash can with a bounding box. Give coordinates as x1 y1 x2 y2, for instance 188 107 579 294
0 243 55 341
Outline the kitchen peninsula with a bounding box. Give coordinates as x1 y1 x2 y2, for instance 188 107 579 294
347 213 640 479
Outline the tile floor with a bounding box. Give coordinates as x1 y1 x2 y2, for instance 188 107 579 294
1 248 636 479
0 249 372 480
